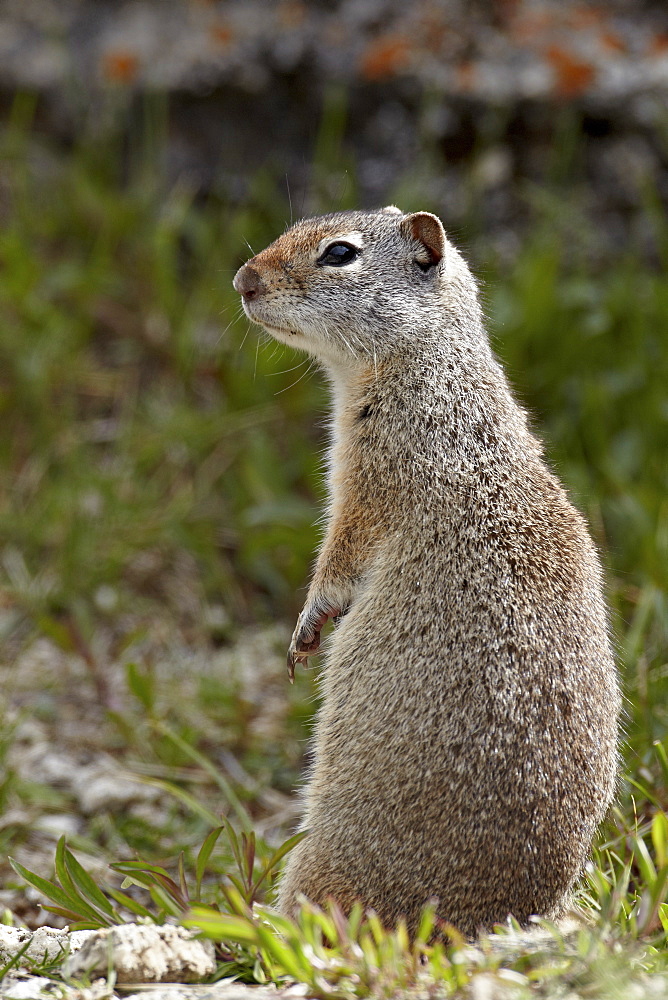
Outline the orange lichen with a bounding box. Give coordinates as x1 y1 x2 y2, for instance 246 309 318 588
417 11 450 55
546 45 596 98
649 32 668 55
568 6 604 29
278 0 306 29
455 60 477 92
211 24 233 45
492 0 522 27
599 30 627 53
360 37 411 81
102 51 139 84
510 10 555 42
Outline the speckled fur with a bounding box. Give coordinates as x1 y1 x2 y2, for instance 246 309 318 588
233 208 620 938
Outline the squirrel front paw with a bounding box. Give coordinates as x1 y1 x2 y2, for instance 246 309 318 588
287 600 341 681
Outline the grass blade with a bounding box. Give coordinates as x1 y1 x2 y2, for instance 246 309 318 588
153 721 253 830
62 842 118 922
195 825 226 901
106 888 155 921
136 776 220 827
183 907 259 946
9 858 87 917
253 920 313 981
53 837 104 923
221 816 243 876
251 830 308 897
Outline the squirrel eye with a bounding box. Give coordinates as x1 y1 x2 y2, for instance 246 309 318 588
317 242 358 267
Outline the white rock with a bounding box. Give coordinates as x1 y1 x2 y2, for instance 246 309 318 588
33 813 82 838
62 923 216 984
122 986 309 1000
71 758 160 814
0 974 112 1000
69 928 102 952
0 926 65 964
0 925 98 967
0 974 57 999
11 747 81 788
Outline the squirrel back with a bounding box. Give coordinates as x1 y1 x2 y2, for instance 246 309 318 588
234 207 620 937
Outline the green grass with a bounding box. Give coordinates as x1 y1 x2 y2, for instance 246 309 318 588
0 98 325 642
0 93 667 996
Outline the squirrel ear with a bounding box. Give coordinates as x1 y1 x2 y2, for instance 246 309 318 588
380 204 403 216
400 212 446 266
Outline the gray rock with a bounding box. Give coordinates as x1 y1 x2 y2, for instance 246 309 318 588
0 0 667 107
0 975 59 999
0 925 95 966
0 974 312 1000
0 0 666 257
121 986 311 1000
71 758 161 815
62 923 216 984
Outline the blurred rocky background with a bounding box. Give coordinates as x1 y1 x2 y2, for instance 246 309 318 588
2 0 668 258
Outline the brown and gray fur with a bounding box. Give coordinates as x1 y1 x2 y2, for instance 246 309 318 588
233 207 620 938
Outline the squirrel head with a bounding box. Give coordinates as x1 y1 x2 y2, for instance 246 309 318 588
233 207 479 369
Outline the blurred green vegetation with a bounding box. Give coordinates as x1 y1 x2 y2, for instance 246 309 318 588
1 94 665 751
0 94 325 637
0 87 667 993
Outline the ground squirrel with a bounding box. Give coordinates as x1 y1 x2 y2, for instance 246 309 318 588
233 207 620 937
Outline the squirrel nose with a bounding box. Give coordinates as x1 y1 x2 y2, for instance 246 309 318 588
233 264 265 301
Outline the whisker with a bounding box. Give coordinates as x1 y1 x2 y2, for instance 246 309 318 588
217 301 245 320
299 160 308 219
274 359 318 395
286 174 293 226
215 306 245 343
352 330 370 357
213 308 242 347
268 355 312 377
337 330 357 356
335 171 350 212
238 322 253 352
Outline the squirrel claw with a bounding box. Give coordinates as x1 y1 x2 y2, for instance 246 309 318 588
287 631 321 681
286 601 343 681
287 648 309 683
